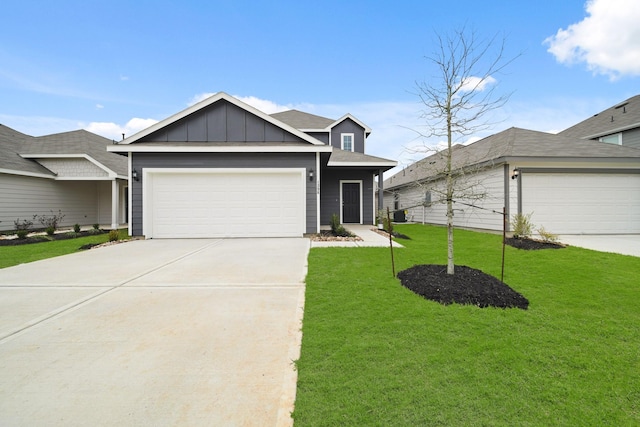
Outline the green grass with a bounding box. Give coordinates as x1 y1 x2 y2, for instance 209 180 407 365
0 229 129 269
293 224 640 426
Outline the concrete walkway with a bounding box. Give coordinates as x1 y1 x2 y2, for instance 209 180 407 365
557 234 640 257
0 238 308 426
310 224 403 248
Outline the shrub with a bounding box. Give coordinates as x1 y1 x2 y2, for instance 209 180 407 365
46 226 55 236
33 210 65 232
66 231 79 239
511 212 534 239
376 210 392 232
330 214 352 237
537 226 559 243
14 218 33 239
108 229 119 242
93 223 100 230
73 223 81 233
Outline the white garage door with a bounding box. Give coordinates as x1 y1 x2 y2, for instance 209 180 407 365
146 169 305 238
522 173 640 234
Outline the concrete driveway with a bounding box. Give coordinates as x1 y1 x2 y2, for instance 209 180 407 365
0 238 309 427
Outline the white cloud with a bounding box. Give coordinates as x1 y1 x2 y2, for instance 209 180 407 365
544 0 640 79
84 117 158 141
96 104 104 110
188 92 290 114
459 75 497 93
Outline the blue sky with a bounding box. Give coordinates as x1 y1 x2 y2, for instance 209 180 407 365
1 0 639 177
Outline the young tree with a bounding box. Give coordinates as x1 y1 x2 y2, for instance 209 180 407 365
416 27 516 274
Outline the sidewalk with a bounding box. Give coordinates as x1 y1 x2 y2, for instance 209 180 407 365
310 224 403 248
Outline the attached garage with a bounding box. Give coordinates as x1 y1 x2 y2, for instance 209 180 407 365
144 169 305 238
522 172 640 234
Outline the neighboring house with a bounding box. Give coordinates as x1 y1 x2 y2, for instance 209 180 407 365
0 125 128 232
383 127 640 234
108 92 396 238
559 94 640 149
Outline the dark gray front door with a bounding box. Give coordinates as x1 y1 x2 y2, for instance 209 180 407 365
342 182 360 223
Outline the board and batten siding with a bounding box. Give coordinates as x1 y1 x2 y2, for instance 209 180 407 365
386 166 506 231
330 119 365 153
130 152 317 236
0 174 109 231
139 99 306 143
320 168 375 225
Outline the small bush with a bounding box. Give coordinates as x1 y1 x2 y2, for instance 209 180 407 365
511 212 534 239
330 214 352 237
33 210 65 232
376 210 392 232
66 232 79 239
14 218 34 232
92 223 100 230
73 224 81 233
46 226 55 236
16 229 29 239
108 229 119 242
537 226 559 243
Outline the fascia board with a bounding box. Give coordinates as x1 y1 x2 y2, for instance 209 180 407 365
329 113 372 133
327 160 398 167
21 153 118 178
0 168 56 179
117 92 326 146
108 145 333 153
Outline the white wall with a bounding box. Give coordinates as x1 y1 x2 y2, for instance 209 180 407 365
0 174 102 231
387 166 507 231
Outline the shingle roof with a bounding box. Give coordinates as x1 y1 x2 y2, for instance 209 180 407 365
328 148 397 168
385 127 640 189
0 125 127 177
270 110 335 129
559 94 640 139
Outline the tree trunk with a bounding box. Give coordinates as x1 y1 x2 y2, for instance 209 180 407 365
446 99 455 275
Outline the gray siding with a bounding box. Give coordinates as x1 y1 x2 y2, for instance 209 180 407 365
330 119 365 153
131 153 317 236
306 131 329 144
622 128 640 149
0 174 124 231
320 168 375 225
140 100 305 143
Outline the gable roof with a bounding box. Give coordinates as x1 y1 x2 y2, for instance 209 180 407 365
385 127 640 190
115 92 326 148
559 94 640 139
271 110 372 134
0 124 127 178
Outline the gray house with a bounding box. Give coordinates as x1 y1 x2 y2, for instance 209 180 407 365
0 125 128 231
383 127 640 235
108 92 396 238
559 94 640 148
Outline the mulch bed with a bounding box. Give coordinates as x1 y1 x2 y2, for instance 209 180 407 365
397 264 529 310
308 230 363 242
0 230 106 247
505 237 564 250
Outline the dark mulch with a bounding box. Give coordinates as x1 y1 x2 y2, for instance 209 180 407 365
505 237 564 250
397 264 529 310
0 230 106 246
389 230 411 240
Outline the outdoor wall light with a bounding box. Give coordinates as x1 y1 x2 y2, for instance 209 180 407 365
309 168 314 182
511 168 520 180
132 169 140 181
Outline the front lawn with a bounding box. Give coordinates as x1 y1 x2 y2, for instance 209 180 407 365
0 229 129 269
294 224 640 426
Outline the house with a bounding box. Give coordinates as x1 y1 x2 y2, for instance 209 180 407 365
383 127 640 234
107 92 396 238
559 94 640 148
0 125 128 232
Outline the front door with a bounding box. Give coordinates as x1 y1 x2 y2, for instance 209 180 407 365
342 182 361 223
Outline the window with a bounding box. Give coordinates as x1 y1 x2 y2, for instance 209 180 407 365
394 193 399 210
599 133 622 145
424 191 432 207
341 133 354 151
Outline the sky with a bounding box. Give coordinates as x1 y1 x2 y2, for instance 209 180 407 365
1 0 639 178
